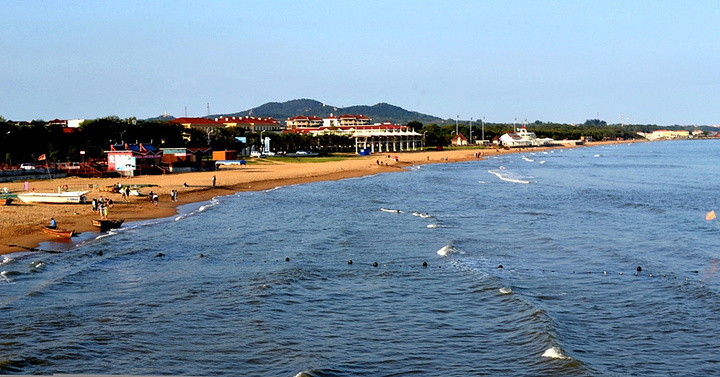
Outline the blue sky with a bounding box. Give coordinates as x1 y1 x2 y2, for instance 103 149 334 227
2 0 718 125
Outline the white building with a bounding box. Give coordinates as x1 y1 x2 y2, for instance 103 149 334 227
500 127 553 147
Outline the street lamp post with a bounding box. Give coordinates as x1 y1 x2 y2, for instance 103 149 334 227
482 116 485 143
206 128 213 146
470 117 473 144
455 115 459 137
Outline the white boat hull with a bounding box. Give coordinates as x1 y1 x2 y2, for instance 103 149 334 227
17 191 89 204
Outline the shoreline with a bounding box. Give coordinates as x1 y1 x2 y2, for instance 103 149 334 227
0 141 638 256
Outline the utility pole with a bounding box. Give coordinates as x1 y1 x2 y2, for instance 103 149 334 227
470 117 473 144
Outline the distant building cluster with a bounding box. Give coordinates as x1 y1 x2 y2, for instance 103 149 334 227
170 113 422 155
499 127 554 147
637 129 695 140
170 113 404 136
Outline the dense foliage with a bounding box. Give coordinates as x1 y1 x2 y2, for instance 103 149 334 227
0 113 705 168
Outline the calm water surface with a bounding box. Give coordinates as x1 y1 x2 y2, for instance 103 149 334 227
2 140 720 376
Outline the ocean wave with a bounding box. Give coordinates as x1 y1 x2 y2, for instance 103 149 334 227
1 270 14 284
427 224 440 229
29 260 45 271
499 287 513 294
174 197 222 222
0 255 13 268
488 170 531 184
542 346 570 359
381 207 402 213
437 244 459 256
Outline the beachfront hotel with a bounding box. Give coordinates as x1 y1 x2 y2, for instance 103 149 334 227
175 113 424 154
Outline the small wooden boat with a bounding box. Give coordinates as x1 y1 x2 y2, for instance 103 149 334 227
92 219 125 231
42 226 76 238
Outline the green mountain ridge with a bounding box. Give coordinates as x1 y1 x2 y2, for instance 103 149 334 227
204 99 444 125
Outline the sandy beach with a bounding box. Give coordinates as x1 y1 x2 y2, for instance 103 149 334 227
0 142 632 255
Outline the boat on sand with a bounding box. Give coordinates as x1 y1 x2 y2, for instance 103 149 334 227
42 226 76 238
17 191 89 204
92 219 124 231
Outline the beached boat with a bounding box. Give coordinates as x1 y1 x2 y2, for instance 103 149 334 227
42 226 76 238
92 219 124 231
17 191 89 204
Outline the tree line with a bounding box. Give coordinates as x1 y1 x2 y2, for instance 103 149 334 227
0 114 695 167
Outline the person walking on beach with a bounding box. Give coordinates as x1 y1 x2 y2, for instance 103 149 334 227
212 175 216 187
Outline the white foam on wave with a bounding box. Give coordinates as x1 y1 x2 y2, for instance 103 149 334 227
522 156 535 162
488 170 531 184
175 198 221 222
499 287 513 294
381 207 402 213
539 161 546 164
0 255 13 267
542 346 569 359
197 200 219 212
437 244 458 256
95 233 112 240
427 224 439 229
1 270 12 284
477 180 488 184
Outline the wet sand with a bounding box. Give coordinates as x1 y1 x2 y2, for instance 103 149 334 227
0 142 633 255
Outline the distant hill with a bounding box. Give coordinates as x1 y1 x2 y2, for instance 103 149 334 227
211 99 444 125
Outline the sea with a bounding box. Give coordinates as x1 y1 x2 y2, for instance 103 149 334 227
1 139 719 376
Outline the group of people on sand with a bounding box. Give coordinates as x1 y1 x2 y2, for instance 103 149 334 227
118 184 131 199
91 196 112 219
148 191 159 206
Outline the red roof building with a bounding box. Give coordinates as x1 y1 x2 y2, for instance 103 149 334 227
215 116 282 131
286 115 323 130
170 117 222 130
